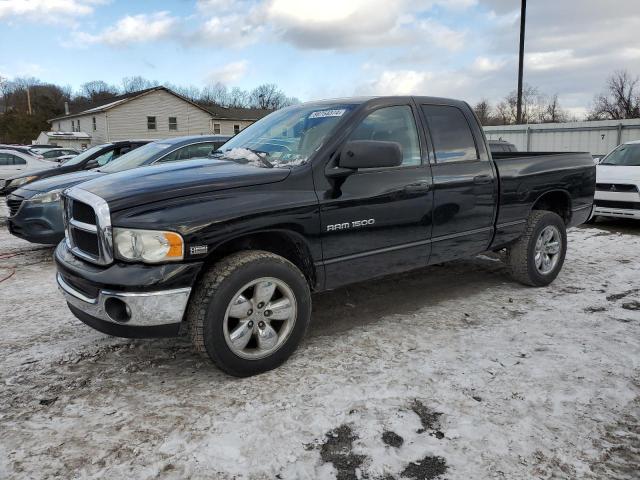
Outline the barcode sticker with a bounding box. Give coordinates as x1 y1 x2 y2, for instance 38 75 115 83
309 109 346 119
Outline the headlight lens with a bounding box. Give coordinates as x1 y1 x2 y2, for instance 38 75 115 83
29 189 63 204
10 176 38 187
113 228 184 263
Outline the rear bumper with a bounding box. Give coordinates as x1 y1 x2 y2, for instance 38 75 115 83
7 195 65 245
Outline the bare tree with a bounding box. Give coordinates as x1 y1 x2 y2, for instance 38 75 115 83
122 76 156 93
540 94 567 123
80 80 118 100
589 70 640 120
201 82 229 106
473 99 493 125
228 87 250 108
494 101 511 125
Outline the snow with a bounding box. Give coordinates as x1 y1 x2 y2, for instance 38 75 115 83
0 198 639 479
218 148 309 168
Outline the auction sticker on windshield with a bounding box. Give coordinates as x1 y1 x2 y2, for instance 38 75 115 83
309 109 346 118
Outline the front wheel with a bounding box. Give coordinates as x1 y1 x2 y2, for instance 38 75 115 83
507 210 567 287
187 250 311 377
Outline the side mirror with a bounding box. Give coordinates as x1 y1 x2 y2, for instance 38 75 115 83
339 140 403 169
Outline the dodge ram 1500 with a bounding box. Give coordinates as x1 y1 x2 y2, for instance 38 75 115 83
54 96 595 376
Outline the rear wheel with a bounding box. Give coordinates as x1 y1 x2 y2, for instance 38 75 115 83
187 250 311 377
507 210 567 287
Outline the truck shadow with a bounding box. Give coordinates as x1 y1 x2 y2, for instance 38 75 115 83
308 253 513 338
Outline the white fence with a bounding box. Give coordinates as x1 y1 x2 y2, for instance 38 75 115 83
483 119 640 156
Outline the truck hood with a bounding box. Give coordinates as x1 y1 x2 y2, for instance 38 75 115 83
75 158 291 211
16 170 104 198
596 165 640 184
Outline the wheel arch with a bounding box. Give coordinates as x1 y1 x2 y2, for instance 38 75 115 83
530 189 572 224
200 228 318 289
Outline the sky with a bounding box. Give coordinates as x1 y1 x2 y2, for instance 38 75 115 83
0 0 639 117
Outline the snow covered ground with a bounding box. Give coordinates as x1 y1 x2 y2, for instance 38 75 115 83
0 200 638 480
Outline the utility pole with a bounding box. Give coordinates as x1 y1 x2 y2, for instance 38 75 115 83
516 0 526 124
26 87 32 115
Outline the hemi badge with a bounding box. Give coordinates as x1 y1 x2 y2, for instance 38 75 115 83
189 245 208 255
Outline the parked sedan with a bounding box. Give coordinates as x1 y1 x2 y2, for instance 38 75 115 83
41 148 79 161
1 140 150 195
0 145 45 160
7 135 231 244
592 140 640 221
0 149 53 185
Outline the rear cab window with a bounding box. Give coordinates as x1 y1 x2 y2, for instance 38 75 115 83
421 105 479 163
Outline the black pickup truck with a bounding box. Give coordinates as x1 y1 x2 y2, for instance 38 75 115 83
54 96 595 376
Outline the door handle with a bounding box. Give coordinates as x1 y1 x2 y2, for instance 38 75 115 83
404 181 432 193
473 174 492 185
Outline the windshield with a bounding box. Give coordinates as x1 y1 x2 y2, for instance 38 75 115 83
61 144 110 167
600 144 640 166
214 103 357 168
99 142 171 173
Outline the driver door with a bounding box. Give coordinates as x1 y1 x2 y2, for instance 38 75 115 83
316 103 434 289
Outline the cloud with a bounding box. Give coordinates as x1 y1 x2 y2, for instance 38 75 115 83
262 0 469 50
0 0 106 24
205 60 249 85
472 56 508 73
73 11 177 46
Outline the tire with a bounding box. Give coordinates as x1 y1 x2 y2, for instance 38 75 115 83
507 210 567 287
187 250 311 377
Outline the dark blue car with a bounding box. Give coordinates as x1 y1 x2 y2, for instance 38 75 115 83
7 135 231 244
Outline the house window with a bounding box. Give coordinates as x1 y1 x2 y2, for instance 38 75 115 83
234 124 240 134
213 123 221 134
92 117 96 131
71 120 75 131
58 122 61 131
147 116 156 130
168 117 177 130
77 119 81 132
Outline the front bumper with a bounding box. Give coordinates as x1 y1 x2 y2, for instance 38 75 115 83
7 194 65 245
594 205 640 220
57 273 191 337
55 241 203 338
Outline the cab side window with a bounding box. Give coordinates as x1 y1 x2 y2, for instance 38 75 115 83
348 106 421 166
12 155 27 165
0 153 11 165
421 105 478 163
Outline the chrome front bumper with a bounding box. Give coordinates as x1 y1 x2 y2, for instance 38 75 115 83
57 273 191 327
594 206 640 219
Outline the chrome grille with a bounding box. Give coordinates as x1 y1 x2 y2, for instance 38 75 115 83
7 195 24 216
63 187 113 265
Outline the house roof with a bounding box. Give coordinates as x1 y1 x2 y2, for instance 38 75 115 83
49 86 272 123
41 131 92 140
205 104 272 122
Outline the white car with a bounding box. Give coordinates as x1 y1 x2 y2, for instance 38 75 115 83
0 149 53 185
593 140 640 220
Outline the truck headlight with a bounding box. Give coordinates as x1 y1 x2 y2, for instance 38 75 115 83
113 228 184 263
10 176 38 188
30 188 63 204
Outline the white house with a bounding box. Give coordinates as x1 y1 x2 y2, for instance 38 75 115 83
46 86 270 147
34 131 92 149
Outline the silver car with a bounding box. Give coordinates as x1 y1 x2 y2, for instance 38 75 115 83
0 149 54 185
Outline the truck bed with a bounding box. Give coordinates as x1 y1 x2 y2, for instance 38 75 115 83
490 151 596 248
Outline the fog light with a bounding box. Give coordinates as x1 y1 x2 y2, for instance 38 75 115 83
104 297 132 323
